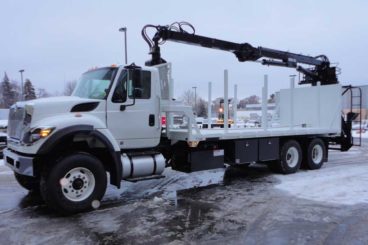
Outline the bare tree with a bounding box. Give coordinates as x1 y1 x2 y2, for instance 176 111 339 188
180 89 195 107
37 88 51 98
180 89 210 117
196 98 208 117
63 80 77 96
238 95 260 109
246 95 260 104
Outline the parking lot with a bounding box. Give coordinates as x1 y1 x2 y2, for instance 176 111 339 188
0 141 367 244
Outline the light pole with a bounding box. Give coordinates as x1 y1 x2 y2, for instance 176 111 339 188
119 27 128 64
19 69 25 101
192 86 197 114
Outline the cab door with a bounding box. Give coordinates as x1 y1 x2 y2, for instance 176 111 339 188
106 68 161 149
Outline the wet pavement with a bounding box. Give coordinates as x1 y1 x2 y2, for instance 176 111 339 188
0 143 368 244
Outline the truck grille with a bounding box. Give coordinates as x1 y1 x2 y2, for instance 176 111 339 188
8 106 26 140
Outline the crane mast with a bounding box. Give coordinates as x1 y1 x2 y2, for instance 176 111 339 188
142 22 338 86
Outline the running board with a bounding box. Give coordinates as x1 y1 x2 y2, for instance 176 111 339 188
124 175 165 183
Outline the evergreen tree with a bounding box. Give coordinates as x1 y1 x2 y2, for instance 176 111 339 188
24 79 37 100
1 72 16 108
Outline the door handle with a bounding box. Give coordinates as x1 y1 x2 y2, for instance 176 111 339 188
149 114 155 127
157 96 161 129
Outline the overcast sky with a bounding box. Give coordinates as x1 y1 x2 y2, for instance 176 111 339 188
1 0 367 99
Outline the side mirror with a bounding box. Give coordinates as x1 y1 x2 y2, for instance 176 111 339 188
120 87 140 111
120 66 142 111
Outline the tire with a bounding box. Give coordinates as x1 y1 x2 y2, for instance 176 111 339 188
14 173 40 192
270 140 302 174
40 153 107 214
303 138 326 170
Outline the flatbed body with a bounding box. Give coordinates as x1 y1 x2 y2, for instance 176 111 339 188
163 83 342 144
168 126 340 142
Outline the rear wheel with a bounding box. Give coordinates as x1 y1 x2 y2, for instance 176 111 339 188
40 153 107 214
269 140 302 174
303 138 326 170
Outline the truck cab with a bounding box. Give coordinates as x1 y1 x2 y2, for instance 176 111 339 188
4 64 171 214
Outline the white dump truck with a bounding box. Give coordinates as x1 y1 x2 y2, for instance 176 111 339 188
4 22 361 214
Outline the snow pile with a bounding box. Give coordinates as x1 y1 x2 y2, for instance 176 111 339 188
0 160 3 167
275 162 368 205
104 167 225 202
153 168 225 191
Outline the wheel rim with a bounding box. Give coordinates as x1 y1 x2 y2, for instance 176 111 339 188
311 144 323 164
60 167 95 202
286 147 299 168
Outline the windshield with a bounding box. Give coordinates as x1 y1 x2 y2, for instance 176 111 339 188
72 67 118 99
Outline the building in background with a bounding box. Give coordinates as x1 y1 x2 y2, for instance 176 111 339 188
236 103 276 122
342 85 368 121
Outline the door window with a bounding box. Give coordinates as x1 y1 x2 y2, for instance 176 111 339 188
112 70 151 103
129 71 151 99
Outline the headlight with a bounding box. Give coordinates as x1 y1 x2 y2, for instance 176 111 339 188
23 126 55 144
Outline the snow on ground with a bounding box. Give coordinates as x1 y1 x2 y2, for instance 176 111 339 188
104 167 226 203
352 131 368 138
0 160 13 175
104 145 368 207
275 155 368 205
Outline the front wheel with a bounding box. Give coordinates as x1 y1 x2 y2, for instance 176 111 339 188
40 153 107 214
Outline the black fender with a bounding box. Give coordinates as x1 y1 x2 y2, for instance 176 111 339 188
37 125 122 188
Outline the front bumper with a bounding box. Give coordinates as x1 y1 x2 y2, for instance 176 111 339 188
3 148 34 176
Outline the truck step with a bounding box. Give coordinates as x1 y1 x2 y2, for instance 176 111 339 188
124 175 165 183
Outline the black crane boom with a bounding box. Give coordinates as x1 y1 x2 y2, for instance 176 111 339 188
142 23 338 86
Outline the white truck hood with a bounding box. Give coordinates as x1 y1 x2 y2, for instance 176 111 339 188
22 96 99 111
17 96 103 125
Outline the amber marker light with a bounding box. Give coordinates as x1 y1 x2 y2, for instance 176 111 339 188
40 128 53 138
